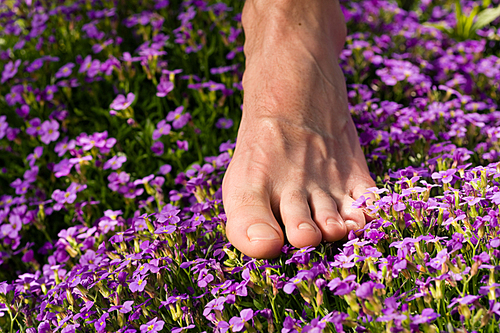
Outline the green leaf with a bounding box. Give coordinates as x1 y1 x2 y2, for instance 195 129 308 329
422 22 452 34
463 5 481 39
471 5 500 32
253 298 265 310
455 0 464 35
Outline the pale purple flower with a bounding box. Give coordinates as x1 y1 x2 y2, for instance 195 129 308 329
79 55 92 74
0 116 7 140
94 312 109 333
427 248 448 270
432 169 457 184
167 106 190 129
87 59 101 77
69 155 92 165
152 120 171 140
54 137 76 157
110 93 135 113
40 119 60 144
216 117 233 129
103 155 127 170
53 159 73 178
410 308 440 325
1 59 21 84
55 63 75 79
129 275 147 292
156 78 174 97
140 318 164 333
26 146 43 165
159 164 172 174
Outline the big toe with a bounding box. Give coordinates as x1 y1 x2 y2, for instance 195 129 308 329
224 190 284 259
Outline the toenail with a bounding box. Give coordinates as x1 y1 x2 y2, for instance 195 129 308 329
327 218 342 226
298 223 316 232
345 220 360 230
247 223 280 241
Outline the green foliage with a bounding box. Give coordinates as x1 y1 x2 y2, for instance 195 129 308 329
425 0 500 41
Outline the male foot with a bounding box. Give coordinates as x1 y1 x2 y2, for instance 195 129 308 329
222 0 375 259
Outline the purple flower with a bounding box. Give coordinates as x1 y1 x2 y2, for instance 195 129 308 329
380 193 406 212
40 119 60 144
216 117 233 129
177 140 188 151
129 275 147 292
55 63 75 79
159 164 172 174
229 308 254 332
426 248 448 270
167 106 190 129
53 159 73 178
16 105 30 118
156 78 174 97
54 137 76 157
6 85 25 106
432 169 457 184
79 55 92 74
94 312 109 332
110 93 135 112
140 318 164 333
1 59 21 84
151 141 164 155
356 281 385 299
0 116 8 139
448 295 481 309
172 325 195 333
43 85 57 101
26 146 43 165
87 59 101 77
152 120 171 140
410 308 440 325
203 296 227 317
26 118 42 136
103 155 127 170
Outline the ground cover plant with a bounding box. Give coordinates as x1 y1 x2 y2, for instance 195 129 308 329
1 0 500 332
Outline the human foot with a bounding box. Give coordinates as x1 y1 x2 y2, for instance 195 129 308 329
222 0 376 259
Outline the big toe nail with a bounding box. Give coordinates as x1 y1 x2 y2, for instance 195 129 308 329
247 223 280 241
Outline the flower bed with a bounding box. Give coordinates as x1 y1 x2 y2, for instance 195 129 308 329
1 0 500 332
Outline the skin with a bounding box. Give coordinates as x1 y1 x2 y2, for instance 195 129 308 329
222 0 376 259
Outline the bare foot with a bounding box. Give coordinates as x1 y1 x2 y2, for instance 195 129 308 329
222 0 375 259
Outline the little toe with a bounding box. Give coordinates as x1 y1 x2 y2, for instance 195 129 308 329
280 189 322 248
225 190 284 259
309 190 347 242
351 182 377 222
337 195 366 234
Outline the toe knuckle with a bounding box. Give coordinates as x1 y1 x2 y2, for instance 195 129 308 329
286 189 306 204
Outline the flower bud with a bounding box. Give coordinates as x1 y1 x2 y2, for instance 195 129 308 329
459 304 471 320
65 245 78 258
66 289 74 306
472 308 485 325
223 248 238 260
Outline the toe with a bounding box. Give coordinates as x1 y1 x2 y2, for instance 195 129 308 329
224 189 284 259
280 189 322 248
336 194 366 234
309 190 346 242
351 182 377 222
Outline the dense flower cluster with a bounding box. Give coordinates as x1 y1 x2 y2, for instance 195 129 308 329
1 0 500 332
